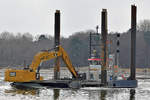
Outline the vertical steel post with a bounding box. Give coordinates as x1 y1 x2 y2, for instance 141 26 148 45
101 9 108 85
89 33 92 58
54 10 60 79
130 5 137 80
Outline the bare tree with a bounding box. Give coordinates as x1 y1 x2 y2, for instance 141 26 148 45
138 19 150 32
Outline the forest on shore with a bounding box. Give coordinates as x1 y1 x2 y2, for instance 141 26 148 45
0 20 150 68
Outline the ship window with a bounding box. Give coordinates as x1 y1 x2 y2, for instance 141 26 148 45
89 61 92 65
97 61 100 65
89 60 100 65
99 74 101 79
90 73 94 79
91 60 98 65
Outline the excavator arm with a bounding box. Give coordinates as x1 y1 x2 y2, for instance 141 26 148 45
59 46 78 78
5 45 78 82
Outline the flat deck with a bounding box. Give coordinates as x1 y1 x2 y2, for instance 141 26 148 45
11 79 138 89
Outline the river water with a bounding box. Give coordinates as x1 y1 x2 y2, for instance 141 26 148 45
0 69 149 100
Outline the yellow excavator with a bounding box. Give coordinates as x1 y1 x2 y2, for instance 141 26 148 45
5 45 78 82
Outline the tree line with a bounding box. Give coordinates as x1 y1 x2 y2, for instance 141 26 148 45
0 20 150 68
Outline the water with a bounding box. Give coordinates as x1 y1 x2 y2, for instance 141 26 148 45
0 69 150 100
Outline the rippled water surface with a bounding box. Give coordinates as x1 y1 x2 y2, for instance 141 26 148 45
0 69 150 100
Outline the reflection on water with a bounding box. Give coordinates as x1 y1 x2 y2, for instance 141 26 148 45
88 89 107 100
53 89 60 100
100 90 107 100
130 89 135 100
5 88 39 95
4 88 136 100
0 69 150 100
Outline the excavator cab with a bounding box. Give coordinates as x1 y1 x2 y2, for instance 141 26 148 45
5 68 43 82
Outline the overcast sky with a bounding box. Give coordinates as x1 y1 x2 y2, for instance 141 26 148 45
0 0 149 37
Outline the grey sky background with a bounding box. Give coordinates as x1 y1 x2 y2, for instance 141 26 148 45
0 0 149 37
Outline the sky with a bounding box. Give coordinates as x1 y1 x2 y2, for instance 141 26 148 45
0 0 149 37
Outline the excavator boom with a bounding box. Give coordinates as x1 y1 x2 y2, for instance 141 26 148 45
29 51 62 71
